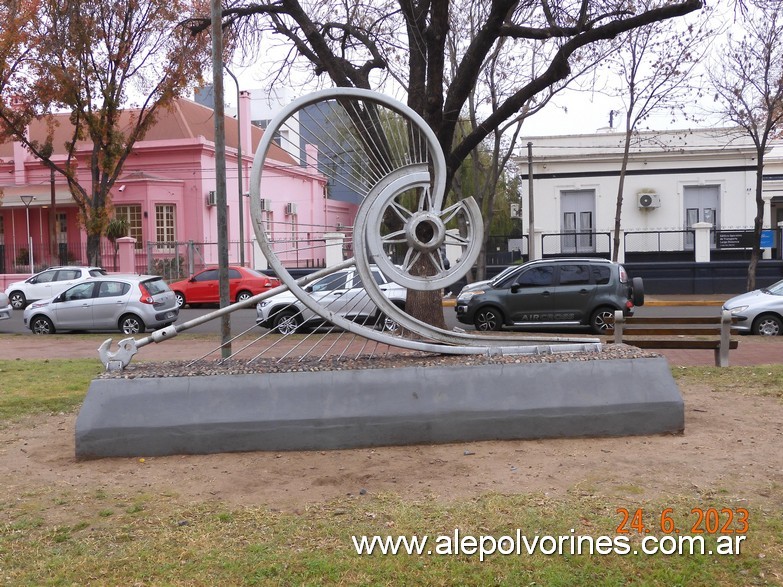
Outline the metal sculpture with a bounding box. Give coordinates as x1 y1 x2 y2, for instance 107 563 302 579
99 88 600 370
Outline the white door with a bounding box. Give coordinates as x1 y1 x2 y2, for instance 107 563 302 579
684 185 720 249
561 190 596 253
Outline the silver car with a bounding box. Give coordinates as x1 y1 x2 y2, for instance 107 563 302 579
0 291 11 322
256 266 406 334
723 279 783 336
23 274 178 334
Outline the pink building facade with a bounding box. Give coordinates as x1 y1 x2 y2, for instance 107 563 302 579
0 94 357 283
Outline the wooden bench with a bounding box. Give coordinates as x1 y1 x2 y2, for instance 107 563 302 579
609 310 739 367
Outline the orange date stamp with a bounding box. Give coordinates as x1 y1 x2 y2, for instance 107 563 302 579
616 507 749 535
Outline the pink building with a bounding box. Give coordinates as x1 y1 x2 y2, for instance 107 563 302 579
0 94 357 281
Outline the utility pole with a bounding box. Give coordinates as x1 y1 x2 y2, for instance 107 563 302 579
211 0 231 357
527 142 536 261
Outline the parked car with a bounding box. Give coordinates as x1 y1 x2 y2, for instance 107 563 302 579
723 279 783 336
4 266 107 309
168 266 280 308
455 258 644 334
0 291 11 321
23 274 178 335
256 266 406 334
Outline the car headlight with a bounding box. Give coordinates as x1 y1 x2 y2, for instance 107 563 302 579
30 301 49 309
257 300 269 309
727 305 748 315
457 290 485 303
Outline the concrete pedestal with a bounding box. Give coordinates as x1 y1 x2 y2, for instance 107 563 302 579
76 356 683 458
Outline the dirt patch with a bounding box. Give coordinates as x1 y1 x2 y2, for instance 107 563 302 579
2 380 781 515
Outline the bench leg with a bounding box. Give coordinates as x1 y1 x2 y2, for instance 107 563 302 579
715 345 729 368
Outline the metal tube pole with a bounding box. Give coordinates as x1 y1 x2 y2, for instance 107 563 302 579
224 66 245 266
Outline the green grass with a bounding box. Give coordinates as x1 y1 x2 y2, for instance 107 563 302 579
0 492 778 586
672 364 783 400
0 358 101 421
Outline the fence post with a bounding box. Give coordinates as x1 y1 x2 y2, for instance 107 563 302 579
530 227 543 260
117 237 137 273
188 241 195 276
692 222 712 263
146 241 154 274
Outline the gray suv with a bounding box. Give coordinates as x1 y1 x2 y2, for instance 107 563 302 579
455 258 644 334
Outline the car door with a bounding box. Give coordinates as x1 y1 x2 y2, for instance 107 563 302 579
187 269 219 303
551 263 595 322
25 269 59 301
52 282 98 329
52 269 84 297
503 264 556 323
307 271 355 317
91 281 131 329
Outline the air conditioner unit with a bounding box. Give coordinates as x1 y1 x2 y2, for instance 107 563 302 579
259 198 271 211
637 192 660 209
285 202 297 215
206 191 217 206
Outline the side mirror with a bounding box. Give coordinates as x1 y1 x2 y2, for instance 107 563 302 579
53 294 63 303
510 285 520 294
304 285 313 293
188 277 196 283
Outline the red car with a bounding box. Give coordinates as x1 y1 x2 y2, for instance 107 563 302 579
169 266 280 308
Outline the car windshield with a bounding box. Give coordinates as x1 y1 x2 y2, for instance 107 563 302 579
763 279 783 295
489 265 522 286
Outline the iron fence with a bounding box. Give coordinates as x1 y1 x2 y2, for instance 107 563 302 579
541 232 612 257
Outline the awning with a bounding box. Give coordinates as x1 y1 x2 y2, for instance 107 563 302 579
0 185 76 208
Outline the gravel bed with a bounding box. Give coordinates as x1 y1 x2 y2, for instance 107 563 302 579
99 344 661 379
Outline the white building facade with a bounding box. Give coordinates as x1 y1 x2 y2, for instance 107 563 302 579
518 128 782 262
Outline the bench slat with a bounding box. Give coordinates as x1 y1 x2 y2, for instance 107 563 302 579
613 316 732 325
606 327 739 336
615 339 739 350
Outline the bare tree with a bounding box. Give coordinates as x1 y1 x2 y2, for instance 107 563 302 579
189 0 703 323
710 6 783 290
605 1 713 261
0 0 211 265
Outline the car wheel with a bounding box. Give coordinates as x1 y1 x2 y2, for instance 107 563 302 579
631 277 645 307
752 314 782 336
236 290 252 304
30 315 55 334
273 310 302 335
9 291 26 309
174 291 186 308
473 307 503 331
120 314 145 334
590 307 616 334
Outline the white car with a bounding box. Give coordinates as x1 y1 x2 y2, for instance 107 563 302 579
5 266 107 309
256 266 406 334
0 291 11 321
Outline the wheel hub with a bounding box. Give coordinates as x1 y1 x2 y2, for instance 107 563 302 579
406 212 445 253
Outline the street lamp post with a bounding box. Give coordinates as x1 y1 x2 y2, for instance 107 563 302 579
224 66 245 266
20 195 35 273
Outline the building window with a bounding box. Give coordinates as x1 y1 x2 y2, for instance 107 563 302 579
115 205 142 248
155 204 176 244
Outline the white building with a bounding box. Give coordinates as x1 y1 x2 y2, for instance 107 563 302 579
518 128 782 261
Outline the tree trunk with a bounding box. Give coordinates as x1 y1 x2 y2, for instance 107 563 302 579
612 125 634 262
86 233 102 268
746 154 766 291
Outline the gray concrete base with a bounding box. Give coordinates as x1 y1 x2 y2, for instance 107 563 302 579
75 356 683 459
